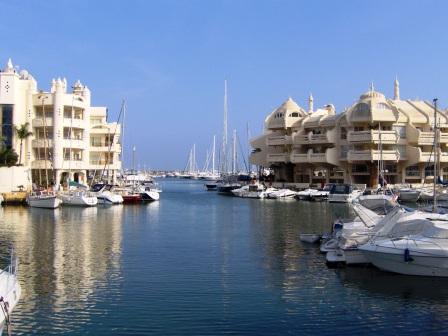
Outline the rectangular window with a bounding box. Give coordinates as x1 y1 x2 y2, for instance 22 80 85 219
0 104 13 148
393 125 406 138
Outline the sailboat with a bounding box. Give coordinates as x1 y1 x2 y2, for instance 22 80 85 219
28 96 62 209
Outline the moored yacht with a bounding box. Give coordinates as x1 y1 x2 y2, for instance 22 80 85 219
359 209 448 276
0 253 21 336
231 183 266 198
27 191 62 209
328 184 364 203
91 184 124 204
60 190 98 206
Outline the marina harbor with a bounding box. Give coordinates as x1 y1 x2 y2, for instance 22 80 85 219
2 1 448 334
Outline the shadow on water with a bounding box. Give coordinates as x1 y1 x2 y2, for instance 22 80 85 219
337 266 448 301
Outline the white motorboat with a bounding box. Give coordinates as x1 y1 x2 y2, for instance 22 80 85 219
328 184 364 203
231 184 265 198
397 187 420 202
27 191 62 209
60 190 98 206
91 184 123 204
139 186 160 201
0 254 21 336
267 188 297 199
324 204 399 265
357 194 397 214
359 209 448 276
299 234 321 243
309 185 332 201
295 188 319 201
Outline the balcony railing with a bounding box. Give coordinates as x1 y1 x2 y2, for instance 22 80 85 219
267 153 288 163
32 118 53 128
347 130 399 144
266 135 292 146
32 139 53 148
290 153 308 163
347 149 401 162
294 131 335 144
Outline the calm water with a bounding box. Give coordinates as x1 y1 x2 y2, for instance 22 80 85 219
1 179 448 335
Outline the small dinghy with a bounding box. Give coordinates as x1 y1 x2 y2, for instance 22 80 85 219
299 234 321 243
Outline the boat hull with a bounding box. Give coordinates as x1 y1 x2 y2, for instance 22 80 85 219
361 249 448 276
140 191 160 201
61 195 97 206
28 196 62 209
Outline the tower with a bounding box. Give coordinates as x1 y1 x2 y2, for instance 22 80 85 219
308 93 314 112
394 77 400 100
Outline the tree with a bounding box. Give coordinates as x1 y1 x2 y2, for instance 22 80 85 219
15 122 33 165
0 147 18 167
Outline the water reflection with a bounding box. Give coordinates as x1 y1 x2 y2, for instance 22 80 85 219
0 205 123 334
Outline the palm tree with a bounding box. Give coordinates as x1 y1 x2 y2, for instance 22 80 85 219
15 122 33 165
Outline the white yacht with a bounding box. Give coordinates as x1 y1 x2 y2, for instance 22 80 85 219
359 209 448 276
138 185 160 201
396 187 420 202
60 190 98 206
328 184 363 203
357 193 397 214
231 184 265 198
91 184 123 204
295 188 319 201
0 254 21 336
27 191 62 209
266 188 297 199
325 203 401 265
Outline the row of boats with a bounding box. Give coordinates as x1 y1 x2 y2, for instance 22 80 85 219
26 182 161 209
302 193 448 277
208 181 366 203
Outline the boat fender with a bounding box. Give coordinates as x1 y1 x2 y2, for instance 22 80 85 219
404 248 414 262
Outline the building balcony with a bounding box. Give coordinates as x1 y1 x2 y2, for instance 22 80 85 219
62 139 86 149
60 160 85 170
89 144 121 153
347 130 399 144
32 139 53 148
32 118 53 128
267 153 289 163
293 129 336 145
406 146 445 164
290 153 308 163
266 135 292 146
406 125 448 145
31 160 52 169
347 149 401 162
89 162 121 170
308 148 339 166
63 118 86 129
90 123 121 135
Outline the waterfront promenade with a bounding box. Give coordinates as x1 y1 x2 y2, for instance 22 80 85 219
0 179 446 335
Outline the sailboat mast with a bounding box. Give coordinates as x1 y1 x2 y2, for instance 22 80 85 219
122 99 126 175
433 98 438 212
212 135 216 175
68 96 74 187
232 129 237 173
132 146 136 174
222 80 228 174
41 97 49 189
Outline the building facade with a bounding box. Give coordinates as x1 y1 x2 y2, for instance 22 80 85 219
0 59 121 190
250 80 448 187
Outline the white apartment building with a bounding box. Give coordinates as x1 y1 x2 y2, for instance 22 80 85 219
250 80 448 188
0 59 121 190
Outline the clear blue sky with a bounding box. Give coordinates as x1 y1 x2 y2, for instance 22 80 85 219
1 0 448 169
